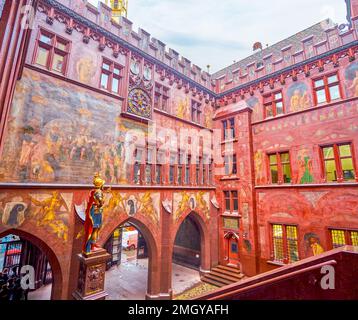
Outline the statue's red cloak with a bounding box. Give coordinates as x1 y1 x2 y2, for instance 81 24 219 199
83 190 96 253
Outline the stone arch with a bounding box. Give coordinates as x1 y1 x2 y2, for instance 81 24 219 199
0 228 63 300
99 215 161 299
172 209 211 272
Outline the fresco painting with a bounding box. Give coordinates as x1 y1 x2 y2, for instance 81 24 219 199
104 191 160 226
0 191 72 241
173 191 210 222
246 97 262 122
345 61 358 97
304 233 325 257
287 82 311 112
296 148 314 184
0 69 147 185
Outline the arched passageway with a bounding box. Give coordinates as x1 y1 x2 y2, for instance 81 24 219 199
171 211 211 297
103 218 158 300
0 229 62 300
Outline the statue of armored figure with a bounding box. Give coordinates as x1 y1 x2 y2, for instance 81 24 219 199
76 173 111 255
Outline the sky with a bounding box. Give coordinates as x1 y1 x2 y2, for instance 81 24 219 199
88 0 348 73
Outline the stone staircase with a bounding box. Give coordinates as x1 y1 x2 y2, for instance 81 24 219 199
201 265 246 287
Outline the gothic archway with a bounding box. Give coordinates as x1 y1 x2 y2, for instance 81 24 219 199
101 217 160 300
171 211 211 297
0 229 63 300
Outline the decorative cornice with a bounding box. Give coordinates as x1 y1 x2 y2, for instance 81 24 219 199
40 0 215 97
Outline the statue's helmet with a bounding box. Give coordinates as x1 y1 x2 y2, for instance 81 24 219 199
93 172 105 188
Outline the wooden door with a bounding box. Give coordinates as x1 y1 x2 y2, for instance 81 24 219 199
227 237 239 266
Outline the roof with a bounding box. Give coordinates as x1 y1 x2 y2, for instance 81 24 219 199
212 19 336 79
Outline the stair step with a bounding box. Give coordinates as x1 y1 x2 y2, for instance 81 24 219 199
211 267 244 279
203 274 233 285
201 277 225 288
216 265 242 274
210 271 242 282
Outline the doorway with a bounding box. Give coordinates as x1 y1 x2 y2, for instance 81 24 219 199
104 222 149 300
0 234 53 300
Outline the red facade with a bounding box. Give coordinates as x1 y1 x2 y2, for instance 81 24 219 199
0 0 357 299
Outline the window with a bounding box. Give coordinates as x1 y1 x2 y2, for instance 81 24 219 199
100 59 123 94
224 191 239 213
272 224 299 263
169 153 176 185
145 148 154 185
196 157 202 185
133 149 143 185
224 154 237 175
330 229 358 248
154 83 170 112
208 159 214 185
321 143 356 182
185 155 191 185
222 118 235 140
263 91 284 118
191 100 202 124
34 30 70 75
313 73 341 105
155 151 165 185
268 152 291 184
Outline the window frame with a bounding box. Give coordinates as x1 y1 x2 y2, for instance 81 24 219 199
329 227 358 249
319 142 357 183
270 223 299 264
267 151 292 184
222 117 236 140
154 83 170 112
99 58 124 95
224 153 237 176
263 90 284 119
33 28 71 76
312 72 343 105
191 100 202 124
223 190 239 214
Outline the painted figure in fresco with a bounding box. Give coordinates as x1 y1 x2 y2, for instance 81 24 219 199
29 191 69 241
254 150 266 184
83 173 111 254
297 148 314 184
76 56 96 84
176 98 190 119
204 106 213 128
2 203 27 227
288 83 310 112
304 233 324 257
348 70 358 97
246 97 261 121
127 200 136 216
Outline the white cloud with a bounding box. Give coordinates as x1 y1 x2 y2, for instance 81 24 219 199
88 0 347 73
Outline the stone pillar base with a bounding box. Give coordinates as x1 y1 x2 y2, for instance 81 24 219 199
146 291 173 300
73 248 111 301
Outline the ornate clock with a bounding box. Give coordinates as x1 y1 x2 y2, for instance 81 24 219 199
130 60 140 75
127 88 151 118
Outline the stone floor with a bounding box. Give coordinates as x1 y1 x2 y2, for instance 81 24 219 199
26 250 208 300
28 283 52 300
105 254 203 300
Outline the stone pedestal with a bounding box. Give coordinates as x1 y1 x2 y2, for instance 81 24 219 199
73 248 111 300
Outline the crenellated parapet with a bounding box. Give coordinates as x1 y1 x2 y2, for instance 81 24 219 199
39 0 215 98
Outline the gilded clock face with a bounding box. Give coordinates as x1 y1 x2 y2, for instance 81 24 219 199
127 88 151 118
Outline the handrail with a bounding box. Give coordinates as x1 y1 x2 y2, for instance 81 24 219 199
206 259 337 300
